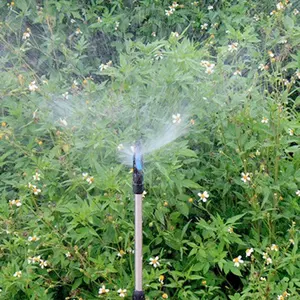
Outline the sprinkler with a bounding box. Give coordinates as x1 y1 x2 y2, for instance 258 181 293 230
133 141 145 300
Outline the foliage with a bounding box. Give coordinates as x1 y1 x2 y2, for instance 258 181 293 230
0 0 300 299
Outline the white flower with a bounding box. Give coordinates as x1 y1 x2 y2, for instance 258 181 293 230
151 32 156 37
277 295 284 300
99 285 110 294
261 117 268 124
246 248 254 257
271 244 279 251
233 255 244 267
28 257 34 264
149 256 160 268
172 113 181 124
233 70 242 76
28 235 40 242
13 271 22 278
32 185 41 195
260 277 266 281
33 256 41 263
295 70 300 79
276 2 284 10
97 16 103 23
198 191 209 202
82 172 89 180
262 252 268 259
154 51 163 60
29 81 38 92
70 19 76 24
227 227 233 233
288 129 294 136
266 257 272 265
289 239 295 245
294 9 299 15
142 190 147 198
117 144 124 151
32 109 38 119
86 176 94 184
115 21 119 31
39 259 48 269
296 190 300 197
165 9 173 16
65 251 71 258
228 42 238 52
268 50 275 58
253 15 260 21
59 118 68 127
99 63 108 71
159 275 164 284
208 5 213 10
256 149 261 156
201 23 208 30
22 28 31 40
33 172 40 181
117 288 127 298
241 172 251 183
75 28 82 35
62 92 69 99
117 250 126 257
205 65 215 74
259 64 268 71
171 31 179 38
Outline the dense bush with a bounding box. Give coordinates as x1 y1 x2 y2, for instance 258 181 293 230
0 0 300 299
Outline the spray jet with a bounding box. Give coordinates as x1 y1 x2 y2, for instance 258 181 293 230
132 141 145 300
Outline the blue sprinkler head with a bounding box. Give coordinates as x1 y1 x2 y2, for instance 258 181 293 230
133 141 144 194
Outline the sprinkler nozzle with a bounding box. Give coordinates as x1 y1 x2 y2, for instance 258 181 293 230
133 141 144 194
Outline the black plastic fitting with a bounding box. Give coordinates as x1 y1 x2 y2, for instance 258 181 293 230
133 290 145 300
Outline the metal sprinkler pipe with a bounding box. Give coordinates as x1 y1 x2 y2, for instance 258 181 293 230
133 141 145 300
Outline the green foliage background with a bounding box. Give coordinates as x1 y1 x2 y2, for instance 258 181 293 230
0 0 300 299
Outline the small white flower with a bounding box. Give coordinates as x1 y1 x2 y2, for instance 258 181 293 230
261 117 268 124
271 244 279 251
70 19 76 24
149 256 160 268
233 70 242 76
289 238 295 245
99 63 108 71
208 5 213 10
233 255 244 267
22 28 31 40
258 64 268 71
142 190 147 198
28 235 40 242
151 32 156 37
29 81 38 92
32 185 41 195
276 2 285 11
277 295 284 300
253 15 260 21
268 50 275 58
115 21 120 31
13 271 22 278
33 172 40 181
15 199 22 206
117 250 126 257
295 70 300 79
97 16 103 23
154 51 163 60
228 42 238 52
246 248 254 257
241 172 251 183
27 257 34 264
65 251 71 258
117 144 124 151
99 285 110 294
262 252 268 259
33 256 41 263
59 118 68 127
75 28 82 35
165 9 173 16
260 277 266 281
117 288 127 298
256 149 261 156
172 113 181 124
86 176 94 184
293 9 299 15
266 257 272 265
39 259 48 269
198 191 209 202
201 23 208 30
62 92 69 99
159 275 164 284
171 31 179 38
205 65 215 74
296 190 300 197
227 227 233 233
82 172 88 179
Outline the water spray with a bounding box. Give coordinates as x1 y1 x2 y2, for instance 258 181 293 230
132 141 145 300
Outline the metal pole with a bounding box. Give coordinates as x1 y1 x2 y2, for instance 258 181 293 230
134 193 143 291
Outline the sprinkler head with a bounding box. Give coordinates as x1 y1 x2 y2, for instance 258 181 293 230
133 141 144 194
